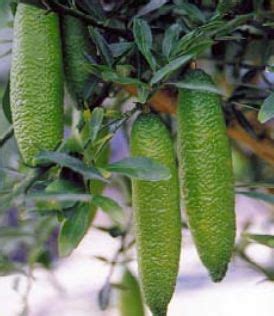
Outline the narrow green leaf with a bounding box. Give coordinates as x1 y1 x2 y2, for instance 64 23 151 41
244 233 274 248
25 192 92 210
258 92 274 123
133 18 156 70
216 0 238 15
238 191 274 204
89 107 104 143
136 0 168 17
177 2 206 24
77 0 105 21
34 151 106 181
170 81 224 95
150 54 193 85
89 27 114 67
162 24 181 59
91 195 123 225
109 42 134 58
102 70 147 88
137 85 150 104
105 157 171 181
58 203 96 257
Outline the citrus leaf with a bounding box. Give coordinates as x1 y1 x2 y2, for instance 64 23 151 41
162 24 181 59
58 203 96 257
89 27 114 67
150 54 193 85
101 70 147 88
238 191 274 204
34 151 106 181
89 107 104 143
177 2 206 24
104 157 171 181
91 195 123 225
133 18 156 71
136 0 168 17
25 192 92 211
170 81 224 95
258 92 274 124
77 0 105 21
109 42 134 58
216 0 237 15
244 233 274 248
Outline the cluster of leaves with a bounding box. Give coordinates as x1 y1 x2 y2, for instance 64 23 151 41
1 0 274 311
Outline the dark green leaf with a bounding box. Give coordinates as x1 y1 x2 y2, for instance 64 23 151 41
177 2 206 24
2 79 12 123
91 195 123 225
109 42 134 58
89 107 104 143
105 157 171 181
77 0 105 21
137 85 150 104
101 70 147 88
162 24 181 59
136 0 168 17
34 151 106 181
238 191 274 204
83 76 100 101
25 192 92 211
89 27 114 67
170 81 224 95
150 54 193 85
133 18 156 70
216 0 236 15
244 233 274 248
58 203 96 257
258 92 274 124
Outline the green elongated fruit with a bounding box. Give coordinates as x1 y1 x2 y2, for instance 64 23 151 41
10 3 63 166
177 69 235 282
61 16 94 108
130 113 181 316
119 269 145 316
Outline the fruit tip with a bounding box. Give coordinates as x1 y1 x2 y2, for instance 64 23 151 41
209 264 228 283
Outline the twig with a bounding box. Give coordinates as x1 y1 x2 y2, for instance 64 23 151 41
237 248 274 280
0 126 14 147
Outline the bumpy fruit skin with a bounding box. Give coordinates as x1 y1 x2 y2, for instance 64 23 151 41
10 3 63 166
177 69 235 282
61 16 94 108
119 269 145 316
130 114 181 316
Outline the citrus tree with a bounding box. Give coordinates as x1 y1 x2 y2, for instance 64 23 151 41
0 0 274 315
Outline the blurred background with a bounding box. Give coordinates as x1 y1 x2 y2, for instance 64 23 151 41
1 1 274 316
